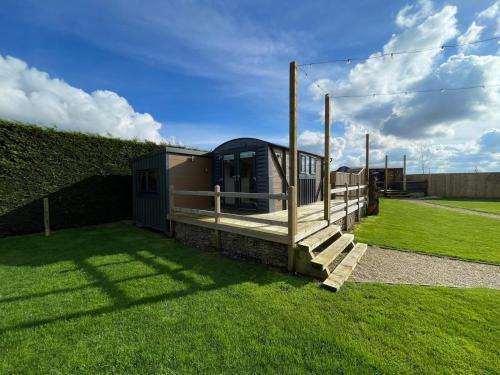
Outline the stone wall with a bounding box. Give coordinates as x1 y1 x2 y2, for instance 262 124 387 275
174 222 288 268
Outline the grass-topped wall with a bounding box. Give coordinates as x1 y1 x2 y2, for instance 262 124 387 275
0 120 164 236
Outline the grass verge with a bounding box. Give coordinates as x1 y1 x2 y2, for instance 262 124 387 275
354 199 500 264
424 197 500 215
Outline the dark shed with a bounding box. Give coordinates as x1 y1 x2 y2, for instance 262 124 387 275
131 147 212 232
212 138 324 213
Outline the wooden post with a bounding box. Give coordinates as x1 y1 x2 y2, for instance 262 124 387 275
43 197 50 236
403 154 407 192
384 155 388 195
289 61 298 236
287 185 297 272
214 185 221 248
169 185 175 237
343 183 349 231
323 94 331 222
356 182 361 221
365 133 369 201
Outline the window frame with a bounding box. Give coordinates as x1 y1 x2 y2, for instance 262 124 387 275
136 169 159 194
309 156 316 175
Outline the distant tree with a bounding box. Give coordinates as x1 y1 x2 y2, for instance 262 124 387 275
417 145 431 174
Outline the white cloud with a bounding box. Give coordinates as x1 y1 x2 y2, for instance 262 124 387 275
305 3 500 172
478 1 500 36
457 22 485 53
396 0 434 28
0 55 173 144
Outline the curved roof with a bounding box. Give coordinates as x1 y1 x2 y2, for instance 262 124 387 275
213 137 324 158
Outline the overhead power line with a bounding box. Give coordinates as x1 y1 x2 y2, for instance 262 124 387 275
330 83 500 99
298 36 500 67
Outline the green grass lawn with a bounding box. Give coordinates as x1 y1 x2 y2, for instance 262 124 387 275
354 199 500 264
0 223 499 374
424 197 500 215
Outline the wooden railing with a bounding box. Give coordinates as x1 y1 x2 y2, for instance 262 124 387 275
169 183 367 267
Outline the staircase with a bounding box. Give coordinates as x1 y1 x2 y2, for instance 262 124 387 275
294 223 367 291
383 189 410 198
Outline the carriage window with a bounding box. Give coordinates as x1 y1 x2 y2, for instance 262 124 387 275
137 169 158 193
147 170 158 193
300 155 307 173
309 157 316 175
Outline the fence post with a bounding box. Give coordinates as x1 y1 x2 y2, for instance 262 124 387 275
43 197 50 236
403 154 407 192
343 183 349 231
169 185 175 237
356 182 361 221
287 185 297 272
384 155 388 196
214 185 221 248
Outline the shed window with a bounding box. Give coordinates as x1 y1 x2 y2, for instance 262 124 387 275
137 169 158 194
309 157 316 175
300 155 307 173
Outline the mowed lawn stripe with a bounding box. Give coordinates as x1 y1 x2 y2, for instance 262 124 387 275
424 197 500 215
354 199 500 264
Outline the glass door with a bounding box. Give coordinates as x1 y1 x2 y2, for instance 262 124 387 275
238 151 257 209
222 154 237 206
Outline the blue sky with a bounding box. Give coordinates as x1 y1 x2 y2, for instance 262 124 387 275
0 0 499 172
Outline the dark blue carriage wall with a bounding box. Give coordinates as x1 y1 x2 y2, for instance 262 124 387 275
131 149 168 232
212 138 324 212
212 138 270 212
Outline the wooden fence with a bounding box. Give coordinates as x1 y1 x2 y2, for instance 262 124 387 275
407 172 500 198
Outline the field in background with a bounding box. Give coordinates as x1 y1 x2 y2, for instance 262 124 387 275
424 197 500 215
354 199 500 264
0 223 498 374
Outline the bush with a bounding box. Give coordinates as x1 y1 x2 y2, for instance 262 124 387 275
0 120 164 236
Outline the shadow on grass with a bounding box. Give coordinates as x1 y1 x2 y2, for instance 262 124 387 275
0 223 306 334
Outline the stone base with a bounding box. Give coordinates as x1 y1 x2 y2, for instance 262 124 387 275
174 222 288 269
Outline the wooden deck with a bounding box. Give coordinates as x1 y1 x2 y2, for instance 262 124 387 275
170 199 361 244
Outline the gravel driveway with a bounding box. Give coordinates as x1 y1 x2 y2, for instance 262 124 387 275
350 246 500 289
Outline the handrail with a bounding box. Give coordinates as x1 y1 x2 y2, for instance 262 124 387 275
331 185 367 194
172 189 287 200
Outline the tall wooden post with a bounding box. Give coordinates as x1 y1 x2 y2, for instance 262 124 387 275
214 185 221 248
365 133 369 185
288 61 298 272
403 154 407 192
323 94 331 222
384 155 388 194
43 197 50 236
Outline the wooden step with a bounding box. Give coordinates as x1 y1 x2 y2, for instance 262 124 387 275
310 233 354 270
298 224 341 252
322 243 368 291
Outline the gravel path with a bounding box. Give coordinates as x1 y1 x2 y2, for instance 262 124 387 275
350 246 500 289
405 199 500 219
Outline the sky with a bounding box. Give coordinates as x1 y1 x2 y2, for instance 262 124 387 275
0 0 499 173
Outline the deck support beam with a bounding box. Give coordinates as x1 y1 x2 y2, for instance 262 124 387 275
323 94 331 222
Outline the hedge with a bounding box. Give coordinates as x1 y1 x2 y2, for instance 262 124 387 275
0 120 166 236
